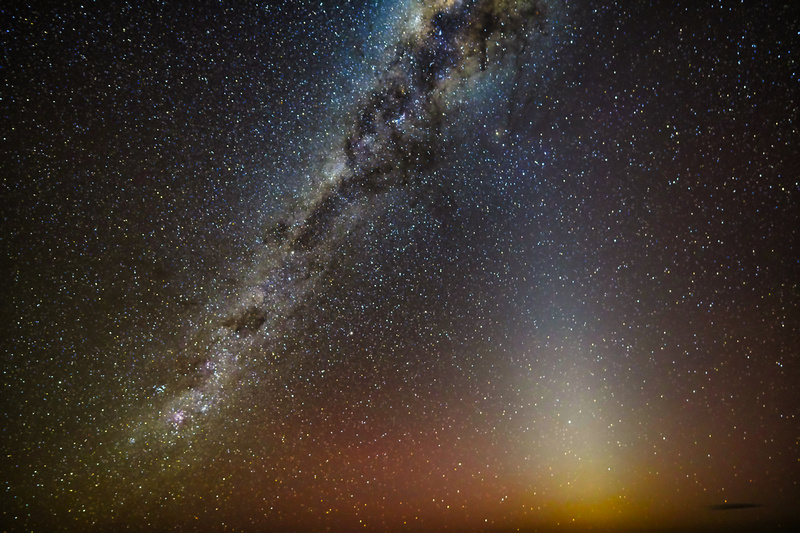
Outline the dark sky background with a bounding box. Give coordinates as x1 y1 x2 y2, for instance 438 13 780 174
3 1 799 531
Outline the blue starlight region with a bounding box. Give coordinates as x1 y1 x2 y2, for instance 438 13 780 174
3 1 798 531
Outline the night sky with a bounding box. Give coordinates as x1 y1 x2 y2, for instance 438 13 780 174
3 1 799 531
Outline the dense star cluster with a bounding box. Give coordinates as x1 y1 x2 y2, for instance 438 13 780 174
3 0 798 531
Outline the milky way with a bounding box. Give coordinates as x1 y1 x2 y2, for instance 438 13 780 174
4 1 799 531
154 0 557 446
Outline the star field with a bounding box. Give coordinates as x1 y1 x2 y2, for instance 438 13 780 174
3 1 799 531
